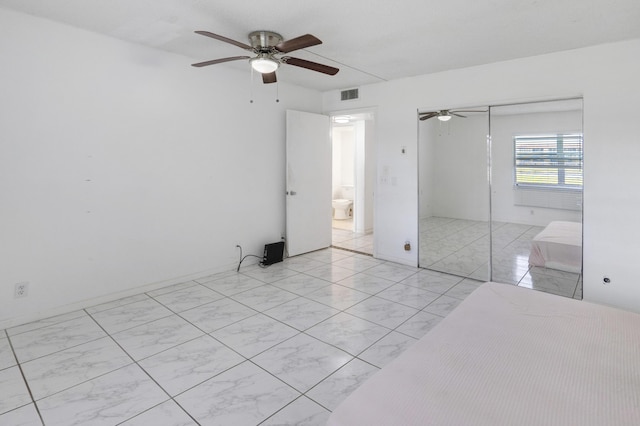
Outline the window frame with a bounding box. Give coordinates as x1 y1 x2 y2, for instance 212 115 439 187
513 133 583 191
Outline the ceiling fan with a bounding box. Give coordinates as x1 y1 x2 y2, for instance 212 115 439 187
419 109 487 121
191 30 339 84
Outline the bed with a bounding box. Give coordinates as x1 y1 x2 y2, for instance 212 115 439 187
528 220 582 273
327 282 640 426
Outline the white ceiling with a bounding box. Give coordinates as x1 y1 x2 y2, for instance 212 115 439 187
1 0 639 91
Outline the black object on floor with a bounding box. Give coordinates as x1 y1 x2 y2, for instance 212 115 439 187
263 241 285 265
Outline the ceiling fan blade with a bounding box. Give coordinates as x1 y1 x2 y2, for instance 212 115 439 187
282 57 339 75
262 72 277 84
419 112 439 121
451 109 488 113
191 56 250 67
194 31 253 51
275 34 322 53
451 113 467 118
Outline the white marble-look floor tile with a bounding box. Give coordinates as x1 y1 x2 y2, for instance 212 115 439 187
139 335 244 396
264 298 339 331
363 263 419 282
400 269 463 293
305 312 390 356
357 331 418 368
85 294 149 315
0 403 42 425
444 279 484 300
111 315 204 361
335 274 396 295
7 310 87 337
230 285 299 312
178 298 257 333
10 315 107 363
0 366 32 415
261 396 330 426
303 264 356 283
90 298 173 335
376 283 441 309
199 274 266 296
299 248 353 263
210 314 299 359
395 311 444 339
306 358 379 411
176 361 299 426
21 336 132 400
270 274 332 296
423 295 463 317
241 264 300 284
282 256 326 272
252 333 352 393
330 256 381 272
345 297 419 329
151 285 224 313
304 284 371 310
0 335 16 370
36 364 167 426
120 400 197 426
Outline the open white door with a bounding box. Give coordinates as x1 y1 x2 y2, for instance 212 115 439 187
286 110 332 256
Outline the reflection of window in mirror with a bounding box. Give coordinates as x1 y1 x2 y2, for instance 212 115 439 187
512 132 583 212
514 133 583 189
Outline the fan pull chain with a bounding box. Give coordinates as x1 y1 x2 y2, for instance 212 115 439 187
276 80 280 103
249 67 254 103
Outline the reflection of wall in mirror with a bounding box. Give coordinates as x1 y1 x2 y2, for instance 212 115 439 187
490 108 582 227
419 113 490 222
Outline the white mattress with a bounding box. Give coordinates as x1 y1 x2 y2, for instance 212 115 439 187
328 282 640 426
529 220 582 273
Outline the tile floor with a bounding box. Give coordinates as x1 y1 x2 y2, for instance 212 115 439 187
331 222 373 255
1 247 481 426
420 216 582 299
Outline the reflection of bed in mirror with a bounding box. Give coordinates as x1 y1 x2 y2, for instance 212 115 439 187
418 98 584 299
528 220 582 273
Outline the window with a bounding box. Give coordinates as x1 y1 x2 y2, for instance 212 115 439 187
514 133 583 189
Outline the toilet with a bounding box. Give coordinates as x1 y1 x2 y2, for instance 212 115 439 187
332 199 353 219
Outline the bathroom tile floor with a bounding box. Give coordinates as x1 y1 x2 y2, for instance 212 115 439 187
1 248 483 426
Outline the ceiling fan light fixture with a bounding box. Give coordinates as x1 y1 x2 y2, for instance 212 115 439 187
250 55 279 74
437 112 452 122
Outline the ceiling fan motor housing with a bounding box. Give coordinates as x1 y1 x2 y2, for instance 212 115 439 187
249 31 283 51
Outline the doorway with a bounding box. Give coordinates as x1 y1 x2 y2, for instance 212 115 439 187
330 110 375 255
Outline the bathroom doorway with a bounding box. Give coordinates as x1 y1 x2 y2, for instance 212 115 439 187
330 109 376 255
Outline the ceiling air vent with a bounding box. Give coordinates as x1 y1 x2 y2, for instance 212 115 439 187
340 88 359 101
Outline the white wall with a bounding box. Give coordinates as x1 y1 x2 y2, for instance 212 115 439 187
323 39 640 312
0 9 322 328
331 126 354 199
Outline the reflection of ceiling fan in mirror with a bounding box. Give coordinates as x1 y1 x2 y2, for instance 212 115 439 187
419 109 487 121
191 30 339 84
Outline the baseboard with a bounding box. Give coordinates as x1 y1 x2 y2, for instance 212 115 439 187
0 261 242 330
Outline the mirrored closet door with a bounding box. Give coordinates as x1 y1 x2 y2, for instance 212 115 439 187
489 99 583 299
418 107 490 281
418 99 583 299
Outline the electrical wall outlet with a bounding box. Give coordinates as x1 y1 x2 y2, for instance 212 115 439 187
14 282 29 298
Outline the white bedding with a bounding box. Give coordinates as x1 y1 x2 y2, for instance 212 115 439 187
327 282 640 426
528 220 582 273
